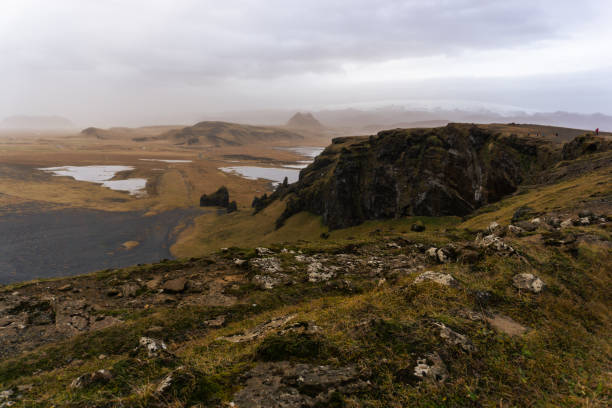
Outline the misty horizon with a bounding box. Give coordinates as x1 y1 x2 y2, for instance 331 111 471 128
2 1 611 127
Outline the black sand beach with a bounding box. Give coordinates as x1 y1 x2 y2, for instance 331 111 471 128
0 207 203 284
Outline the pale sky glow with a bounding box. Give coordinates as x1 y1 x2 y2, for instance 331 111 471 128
1 0 611 126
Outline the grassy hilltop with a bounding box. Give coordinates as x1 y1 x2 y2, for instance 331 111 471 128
0 124 610 407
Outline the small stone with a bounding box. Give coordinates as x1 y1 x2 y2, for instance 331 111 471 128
507 225 524 235
234 258 247 266
162 278 187 293
578 217 590 225
106 288 120 297
560 219 573 228
512 273 545 293
58 284 73 292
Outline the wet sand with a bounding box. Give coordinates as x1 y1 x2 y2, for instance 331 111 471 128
0 207 205 284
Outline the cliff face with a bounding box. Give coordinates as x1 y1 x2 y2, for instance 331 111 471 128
275 124 559 229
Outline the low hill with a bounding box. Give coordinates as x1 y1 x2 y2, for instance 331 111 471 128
80 125 182 140
286 112 325 130
160 121 304 146
0 115 74 130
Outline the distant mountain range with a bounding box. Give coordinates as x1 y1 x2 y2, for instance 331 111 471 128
198 107 612 134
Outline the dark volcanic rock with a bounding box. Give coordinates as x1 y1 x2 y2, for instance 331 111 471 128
272 124 558 229
200 186 229 208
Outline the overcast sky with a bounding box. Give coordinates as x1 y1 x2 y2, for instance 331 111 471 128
1 0 611 126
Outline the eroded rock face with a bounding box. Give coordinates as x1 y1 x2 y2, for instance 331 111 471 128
231 361 367 408
270 124 557 229
512 273 545 293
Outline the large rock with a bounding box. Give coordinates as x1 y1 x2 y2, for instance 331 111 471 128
162 278 187 293
199 186 229 208
268 124 558 229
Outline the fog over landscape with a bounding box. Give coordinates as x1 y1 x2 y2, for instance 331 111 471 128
1 0 611 127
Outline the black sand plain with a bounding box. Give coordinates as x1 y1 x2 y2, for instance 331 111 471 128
0 207 203 284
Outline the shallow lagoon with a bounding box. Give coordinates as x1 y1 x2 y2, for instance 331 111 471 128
219 146 325 185
38 165 147 195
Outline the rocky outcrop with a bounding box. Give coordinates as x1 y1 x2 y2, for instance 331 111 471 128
200 186 237 213
200 186 229 208
265 124 559 229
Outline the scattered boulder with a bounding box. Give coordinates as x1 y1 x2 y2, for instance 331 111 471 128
69 369 113 389
476 234 514 254
162 278 187 293
512 273 545 293
414 271 459 288
560 219 574 229
413 352 448 384
58 284 73 292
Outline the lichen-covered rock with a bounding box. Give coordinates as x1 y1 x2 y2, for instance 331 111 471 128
476 234 515 254
512 273 545 293
139 337 168 357
413 352 448 383
414 271 459 287
434 322 476 352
